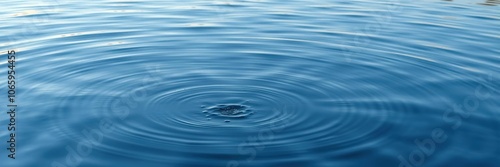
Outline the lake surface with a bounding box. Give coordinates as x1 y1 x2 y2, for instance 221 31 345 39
1 0 499 166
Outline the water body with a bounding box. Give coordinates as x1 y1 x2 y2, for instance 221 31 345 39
1 0 499 167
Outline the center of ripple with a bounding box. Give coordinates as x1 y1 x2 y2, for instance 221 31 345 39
202 104 253 121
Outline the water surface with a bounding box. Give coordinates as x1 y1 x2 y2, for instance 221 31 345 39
1 0 499 167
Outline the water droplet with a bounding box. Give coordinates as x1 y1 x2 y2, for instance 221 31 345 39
201 103 254 121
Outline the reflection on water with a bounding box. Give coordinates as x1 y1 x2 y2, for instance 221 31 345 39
479 0 500 6
1 0 499 167
443 0 500 6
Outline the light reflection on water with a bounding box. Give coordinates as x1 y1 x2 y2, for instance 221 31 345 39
1 0 499 167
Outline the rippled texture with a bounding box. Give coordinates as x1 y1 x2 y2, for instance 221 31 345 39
1 0 499 167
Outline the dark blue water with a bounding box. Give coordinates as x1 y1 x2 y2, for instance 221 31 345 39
1 0 500 167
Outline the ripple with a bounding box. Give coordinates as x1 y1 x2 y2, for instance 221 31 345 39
4 0 500 166
202 103 252 119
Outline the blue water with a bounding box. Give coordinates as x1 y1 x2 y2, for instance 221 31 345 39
1 0 500 166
